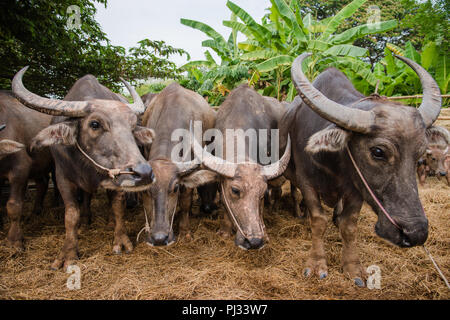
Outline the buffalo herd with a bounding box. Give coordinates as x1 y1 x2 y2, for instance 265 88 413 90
0 53 448 287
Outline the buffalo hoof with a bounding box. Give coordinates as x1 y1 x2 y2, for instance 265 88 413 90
51 249 79 271
8 239 24 251
112 234 133 254
304 257 328 279
354 278 365 287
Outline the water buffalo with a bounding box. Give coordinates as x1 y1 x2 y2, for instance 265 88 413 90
191 84 291 250
12 68 155 270
0 92 56 249
282 53 442 286
417 125 449 185
141 83 216 246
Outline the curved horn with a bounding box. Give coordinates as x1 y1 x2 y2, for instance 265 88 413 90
12 66 90 117
261 135 291 179
119 77 146 114
291 53 375 133
190 127 237 178
176 134 200 174
0 124 5 131
393 55 442 128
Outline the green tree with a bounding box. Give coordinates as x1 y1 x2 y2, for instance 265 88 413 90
0 0 188 97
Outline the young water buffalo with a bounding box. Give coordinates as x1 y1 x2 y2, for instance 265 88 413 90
141 83 216 246
417 125 449 185
282 53 442 286
191 85 291 250
0 92 55 249
12 68 155 270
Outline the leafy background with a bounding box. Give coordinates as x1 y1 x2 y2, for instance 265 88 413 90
0 0 448 107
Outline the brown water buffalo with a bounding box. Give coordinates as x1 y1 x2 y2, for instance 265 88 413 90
0 91 56 249
282 53 442 286
141 83 216 246
417 125 449 185
191 84 291 250
12 68 155 270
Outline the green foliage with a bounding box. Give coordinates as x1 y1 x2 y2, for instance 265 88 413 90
231 0 397 101
376 41 449 100
180 14 251 106
0 0 188 97
181 0 398 102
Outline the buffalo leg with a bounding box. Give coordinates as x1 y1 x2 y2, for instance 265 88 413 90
270 186 282 213
6 173 28 250
111 191 133 254
178 187 193 240
218 210 233 238
32 175 49 216
417 165 427 186
291 184 305 218
336 194 365 287
301 184 328 279
79 191 92 226
51 174 80 270
106 190 115 229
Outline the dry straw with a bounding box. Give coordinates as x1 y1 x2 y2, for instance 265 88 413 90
0 120 448 300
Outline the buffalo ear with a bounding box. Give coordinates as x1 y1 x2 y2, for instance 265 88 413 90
31 121 78 151
134 126 155 147
0 139 25 156
305 127 351 154
181 170 218 188
426 125 450 146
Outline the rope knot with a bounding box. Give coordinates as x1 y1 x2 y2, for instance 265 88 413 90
108 168 122 179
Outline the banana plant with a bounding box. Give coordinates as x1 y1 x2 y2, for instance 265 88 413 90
226 0 398 100
375 40 449 105
180 13 250 104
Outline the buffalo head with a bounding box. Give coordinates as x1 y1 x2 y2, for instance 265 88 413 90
190 131 291 250
12 67 155 192
292 53 442 248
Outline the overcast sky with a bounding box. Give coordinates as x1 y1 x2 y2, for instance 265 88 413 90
94 0 270 67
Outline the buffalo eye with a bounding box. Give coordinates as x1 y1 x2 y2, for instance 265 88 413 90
89 120 101 130
173 184 179 193
370 147 385 160
231 187 240 196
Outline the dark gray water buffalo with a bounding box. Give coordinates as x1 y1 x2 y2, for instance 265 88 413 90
192 84 291 250
417 125 449 185
0 92 55 249
141 83 216 246
12 68 155 270
282 53 442 285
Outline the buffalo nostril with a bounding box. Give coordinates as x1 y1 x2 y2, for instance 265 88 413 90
150 232 169 246
132 163 154 182
247 238 264 249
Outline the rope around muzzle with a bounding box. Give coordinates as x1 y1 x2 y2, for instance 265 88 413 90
136 193 178 244
75 142 132 179
346 145 450 290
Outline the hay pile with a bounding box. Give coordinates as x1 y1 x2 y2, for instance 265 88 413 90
0 116 448 300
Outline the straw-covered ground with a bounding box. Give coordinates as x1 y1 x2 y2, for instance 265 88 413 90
0 116 449 300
